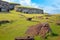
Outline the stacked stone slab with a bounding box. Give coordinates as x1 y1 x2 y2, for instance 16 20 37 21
15 36 34 40
15 6 43 14
0 0 9 12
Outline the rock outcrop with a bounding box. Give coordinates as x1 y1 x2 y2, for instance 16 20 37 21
26 23 52 38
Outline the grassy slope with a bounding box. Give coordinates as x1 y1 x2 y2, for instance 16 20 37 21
0 11 60 40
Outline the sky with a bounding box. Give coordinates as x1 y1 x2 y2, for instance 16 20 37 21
3 0 60 14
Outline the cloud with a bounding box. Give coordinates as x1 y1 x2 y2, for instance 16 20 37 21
19 0 40 8
3 0 40 8
3 0 19 3
39 0 60 14
2 0 60 14
19 0 31 6
3 0 10 2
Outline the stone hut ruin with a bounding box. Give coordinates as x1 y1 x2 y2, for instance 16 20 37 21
0 0 10 12
0 0 20 12
15 6 44 14
9 3 20 10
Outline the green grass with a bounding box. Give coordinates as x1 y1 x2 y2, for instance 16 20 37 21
0 11 60 40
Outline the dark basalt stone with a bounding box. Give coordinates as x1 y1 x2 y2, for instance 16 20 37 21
27 18 32 21
0 20 10 25
15 36 34 40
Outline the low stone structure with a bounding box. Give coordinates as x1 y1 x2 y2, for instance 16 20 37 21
0 20 10 26
0 0 20 12
9 3 20 10
0 0 9 12
15 6 43 14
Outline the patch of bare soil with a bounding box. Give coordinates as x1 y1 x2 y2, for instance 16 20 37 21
26 23 52 38
56 20 60 25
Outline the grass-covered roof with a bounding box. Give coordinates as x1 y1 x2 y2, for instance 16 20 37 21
16 6 42 10
9 2 20 5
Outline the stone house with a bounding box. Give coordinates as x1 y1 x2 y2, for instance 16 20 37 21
15 6 44 14
0 0 9 12
9 3 20 10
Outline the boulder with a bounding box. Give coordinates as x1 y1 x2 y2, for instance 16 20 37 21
15 36 34 40
27 18 32 21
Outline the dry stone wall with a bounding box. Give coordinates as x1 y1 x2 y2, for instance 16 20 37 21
0 0 10 12
15 7 44 14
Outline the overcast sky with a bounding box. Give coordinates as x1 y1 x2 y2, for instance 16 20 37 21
3 0 60 14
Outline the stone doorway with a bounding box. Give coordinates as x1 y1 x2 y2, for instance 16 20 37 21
0 8 1 12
